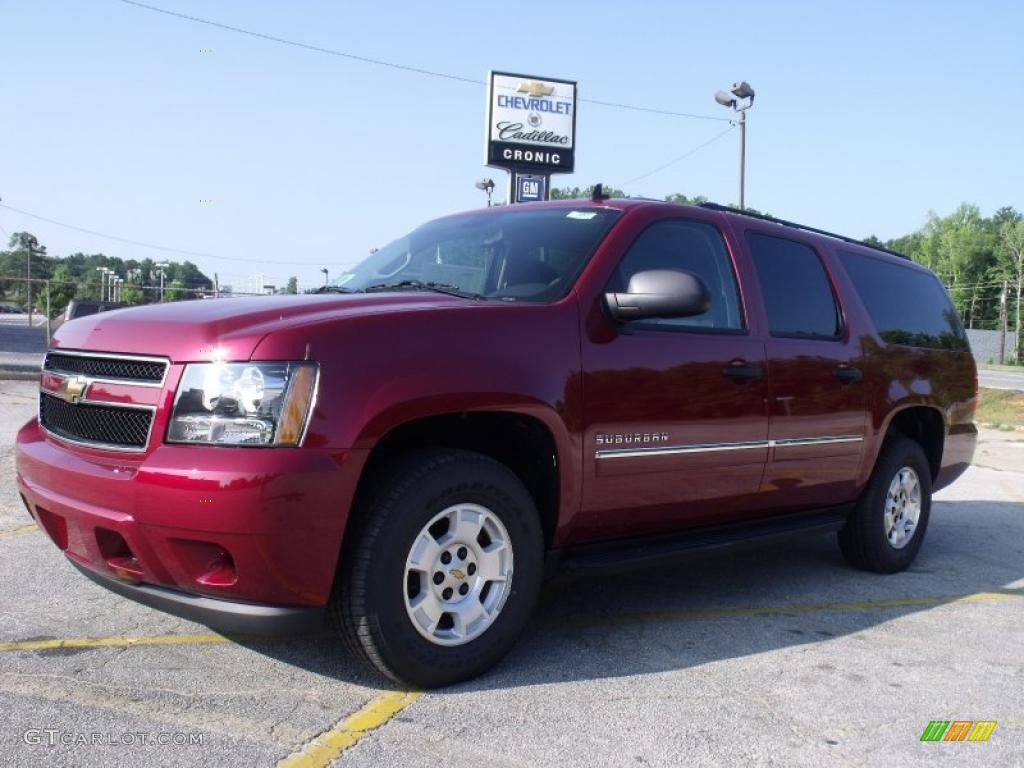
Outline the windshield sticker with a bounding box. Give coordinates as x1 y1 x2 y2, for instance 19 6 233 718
566 211 598 220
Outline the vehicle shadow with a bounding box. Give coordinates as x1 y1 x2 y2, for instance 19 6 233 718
233 499 1024 691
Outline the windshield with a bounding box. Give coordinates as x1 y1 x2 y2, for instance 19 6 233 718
330 207 621 301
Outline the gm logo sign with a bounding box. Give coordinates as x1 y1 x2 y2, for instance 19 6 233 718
515 174 546 203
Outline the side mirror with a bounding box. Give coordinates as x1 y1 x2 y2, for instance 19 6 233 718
604 269 710 322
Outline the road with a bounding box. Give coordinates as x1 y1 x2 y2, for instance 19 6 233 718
0 379 1022 767
979 367 1024 392
0 314 47 375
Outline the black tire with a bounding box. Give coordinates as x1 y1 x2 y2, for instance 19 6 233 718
838 436 933 573
330 448 544 688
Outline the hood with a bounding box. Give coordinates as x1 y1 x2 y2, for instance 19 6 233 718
51 293 466 362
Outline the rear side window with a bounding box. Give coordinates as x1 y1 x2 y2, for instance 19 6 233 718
746 233 840 339
608 219 743 331
838 251 968 351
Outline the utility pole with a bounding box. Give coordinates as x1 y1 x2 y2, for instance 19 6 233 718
24 235 45 327
320 268 329 287
1016 265 1023 364
26 239 31 325
999 280 1008 365
45 280 51 343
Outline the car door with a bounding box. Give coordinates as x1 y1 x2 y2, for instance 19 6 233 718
578 215 769 543
743 230 868 510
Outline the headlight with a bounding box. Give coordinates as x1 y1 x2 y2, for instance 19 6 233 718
168 362 318 446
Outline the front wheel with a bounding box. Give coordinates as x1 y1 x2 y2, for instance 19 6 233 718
838 437 933 573
330 448 543 687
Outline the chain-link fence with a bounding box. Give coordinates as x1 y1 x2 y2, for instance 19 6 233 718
0 276 302 343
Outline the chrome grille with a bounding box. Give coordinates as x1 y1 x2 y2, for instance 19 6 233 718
40 394 153 449
44 352 166 383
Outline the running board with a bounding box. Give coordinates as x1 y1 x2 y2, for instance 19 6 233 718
554 505 851 574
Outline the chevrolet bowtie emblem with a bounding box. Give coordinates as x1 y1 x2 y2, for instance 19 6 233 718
58 375 88 404
449 568 465 581
517 80 554 98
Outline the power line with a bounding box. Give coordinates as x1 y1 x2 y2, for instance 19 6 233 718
616 125 736 188
118 0 731 124
0 203 328 266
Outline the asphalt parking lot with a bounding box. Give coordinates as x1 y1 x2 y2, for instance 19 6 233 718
1 379 1022 767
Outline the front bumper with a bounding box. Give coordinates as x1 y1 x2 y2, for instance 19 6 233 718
67 557 324 634
16 417 363 622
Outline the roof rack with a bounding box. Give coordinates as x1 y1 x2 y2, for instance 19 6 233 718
698 202 909 260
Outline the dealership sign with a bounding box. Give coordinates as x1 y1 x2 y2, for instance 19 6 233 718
485 71 577 174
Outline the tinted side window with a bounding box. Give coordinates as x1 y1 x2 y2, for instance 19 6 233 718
747 233 840 338
610 219 743 331
839 251 968 351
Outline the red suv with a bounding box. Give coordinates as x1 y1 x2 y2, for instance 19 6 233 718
15 198 977 687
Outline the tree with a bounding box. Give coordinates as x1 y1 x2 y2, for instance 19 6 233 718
35 263 78 318
7 231 52 307
664 193 709 206
164 279 187 301
121 283 145 305
286 276 298 294
551 185 627 200
907 205 996 328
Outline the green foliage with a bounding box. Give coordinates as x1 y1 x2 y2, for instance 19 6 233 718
286 276 298 295
879 204 1019 339
0 236 214 314
550 185 628 200
34 264 77 318
664 193 709 206
121 283 145 305
164 279 187 302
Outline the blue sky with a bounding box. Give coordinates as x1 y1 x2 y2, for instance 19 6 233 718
2 0 1021 291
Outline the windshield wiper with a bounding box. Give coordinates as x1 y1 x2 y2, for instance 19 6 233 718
314 285 357 294
363 280 482 299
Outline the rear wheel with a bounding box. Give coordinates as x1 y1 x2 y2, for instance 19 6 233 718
331 448 543 687
838 437 932 573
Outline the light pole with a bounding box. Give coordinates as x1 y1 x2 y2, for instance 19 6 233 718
98 267 110 302
320 268 328 286
714 81 756 209
475 178 495 207
156 263 169 301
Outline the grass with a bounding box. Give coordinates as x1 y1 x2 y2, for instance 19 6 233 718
979 362 1024 372
976 387 1024 431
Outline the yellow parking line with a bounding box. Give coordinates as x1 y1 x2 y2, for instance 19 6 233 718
0 633 227 653
3 588 1022 654
553 588 1024 630
1 671 318 746
0 524 38 540
276 691 422 768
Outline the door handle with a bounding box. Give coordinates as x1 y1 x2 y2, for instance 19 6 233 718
722 362 763 381
833 365 863 382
